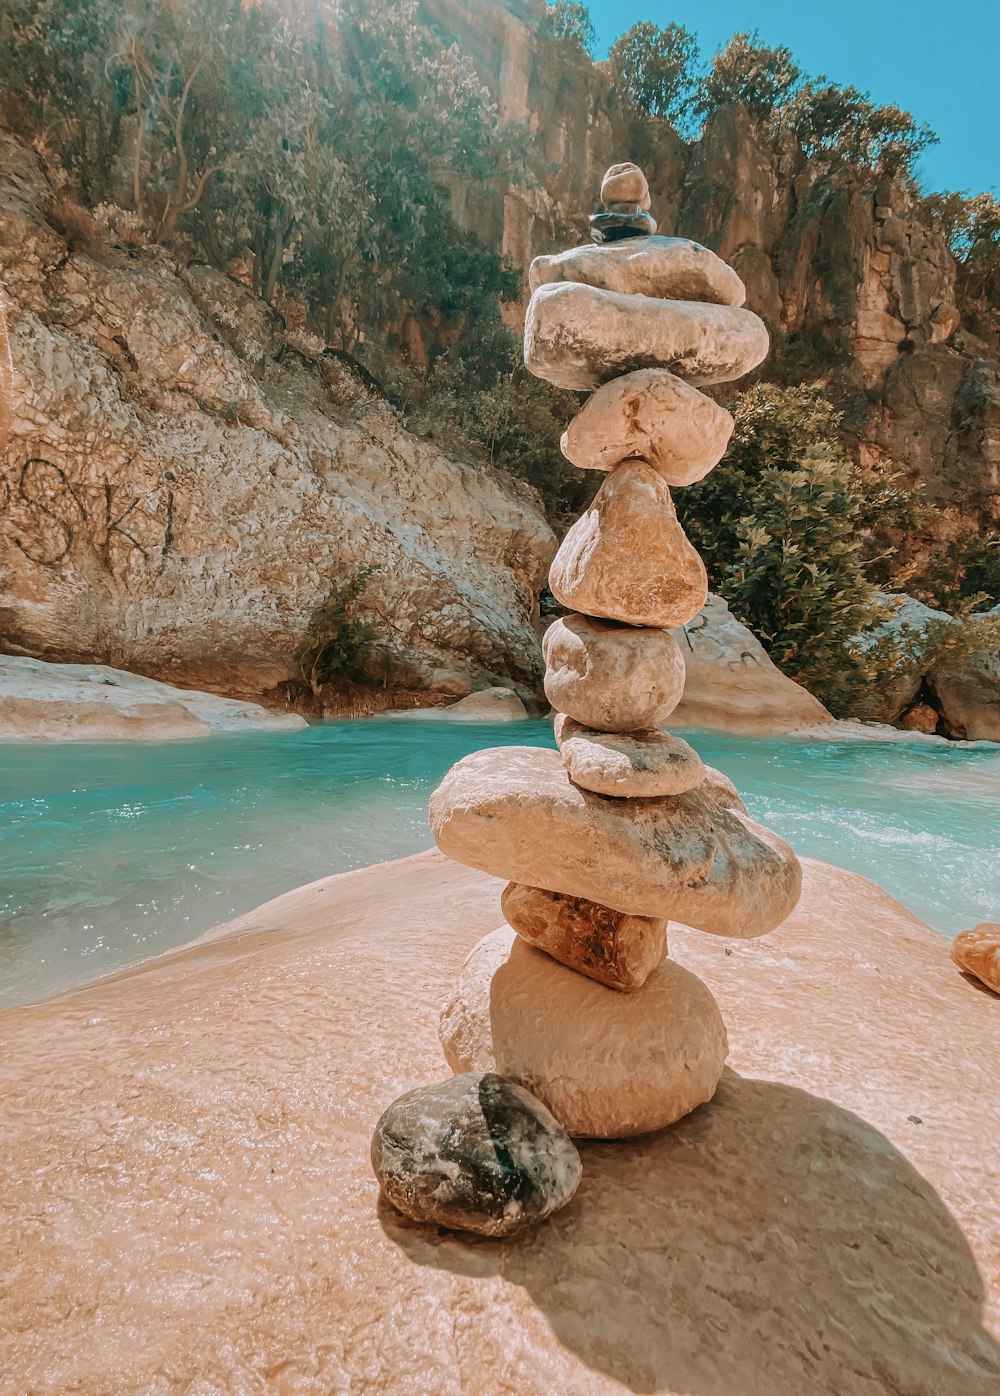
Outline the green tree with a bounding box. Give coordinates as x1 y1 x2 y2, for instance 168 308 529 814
923 190 1000 308
543 2 596 57
695 29 800 122
786 80 937 179
675 385 886 713
607 21 699 128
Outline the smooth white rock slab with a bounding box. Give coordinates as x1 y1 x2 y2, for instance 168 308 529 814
524 282 769 391
528 236 746 307
561 369 734 485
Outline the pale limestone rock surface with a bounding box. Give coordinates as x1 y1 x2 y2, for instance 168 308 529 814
549 463 708 629
951 925 1000 994
553 713 706 798
0 130 554 703
443 688 530 721
1 850 999 1394
670 593 835 734
0 655 305 742
524 281 769 391
500 881 666 990
851 591 955 724
440 927 726 1137
528 236 745 306
560 368 735 483
429 747 802 936
542 615 685 732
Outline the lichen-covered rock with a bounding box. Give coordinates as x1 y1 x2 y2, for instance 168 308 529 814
370 1071 582 1236
430 746 802 936
554 713 705 797
951 925 1000 994
560 369 735 484
549 463 708 629
524 282 769 391
851 592 955 724
500 882 666 990
543 615 686 732
440 928 728 1138
528 236 745 307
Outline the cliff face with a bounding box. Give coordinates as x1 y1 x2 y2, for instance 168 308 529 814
424 0 999 530
0 131 555 703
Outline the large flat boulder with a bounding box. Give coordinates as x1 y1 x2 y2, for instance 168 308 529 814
0 850 997 1393
429 746 802 936
670 593 835 734
524 282 770 391
0 655 305 741
528 235 747 306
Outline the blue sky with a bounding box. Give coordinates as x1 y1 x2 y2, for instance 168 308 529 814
585 0 998 194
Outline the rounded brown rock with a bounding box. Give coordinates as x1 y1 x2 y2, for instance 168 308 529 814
560 369 735 485
553 713 706 797
548 462 708 629
543 614 686 732
951 925 1000 994
440 927 728 1139
501 881 667 990
524 282 768 391
601 161 651 210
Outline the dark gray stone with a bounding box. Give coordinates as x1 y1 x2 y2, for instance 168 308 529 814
589 209 657 244
371 1072 582 1236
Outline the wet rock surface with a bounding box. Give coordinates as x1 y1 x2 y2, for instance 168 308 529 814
371 1071 582 1236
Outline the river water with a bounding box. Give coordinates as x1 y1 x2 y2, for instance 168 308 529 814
1 719 997 1007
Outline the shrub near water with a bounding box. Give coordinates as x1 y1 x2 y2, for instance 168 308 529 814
675 385 894 715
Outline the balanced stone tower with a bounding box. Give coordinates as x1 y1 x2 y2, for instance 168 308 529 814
371 162 802 1236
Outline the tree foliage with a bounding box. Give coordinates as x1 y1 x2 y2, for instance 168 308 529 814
786 80 937 179
675 385 890 713
0 0 525 351
695 30 800 122
607 21 699 128
922 190 1000 308
543 2 596 57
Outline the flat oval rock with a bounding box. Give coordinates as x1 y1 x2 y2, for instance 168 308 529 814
548 462 708 629
554 713 706 797
440 928 728 1138
561 369 734 484
371 1071 582 1236
543 614 686 732
528 236 746 306
525 282 768 391
429 746 802 936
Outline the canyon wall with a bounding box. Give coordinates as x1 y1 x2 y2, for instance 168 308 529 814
0 131 555 704
424 0 999 530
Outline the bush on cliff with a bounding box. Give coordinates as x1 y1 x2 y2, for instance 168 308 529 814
674 385 897 714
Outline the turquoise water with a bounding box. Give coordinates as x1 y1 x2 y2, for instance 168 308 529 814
1 719 998 1008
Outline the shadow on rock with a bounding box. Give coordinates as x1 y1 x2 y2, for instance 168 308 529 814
379 1070 1000 1395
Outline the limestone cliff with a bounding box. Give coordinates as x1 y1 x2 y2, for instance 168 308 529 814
0 131 555 704
423 0 999 532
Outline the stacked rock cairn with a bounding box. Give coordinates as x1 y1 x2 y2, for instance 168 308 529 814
371 162 803 1238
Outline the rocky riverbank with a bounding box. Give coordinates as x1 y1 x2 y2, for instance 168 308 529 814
0 849 996 1394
